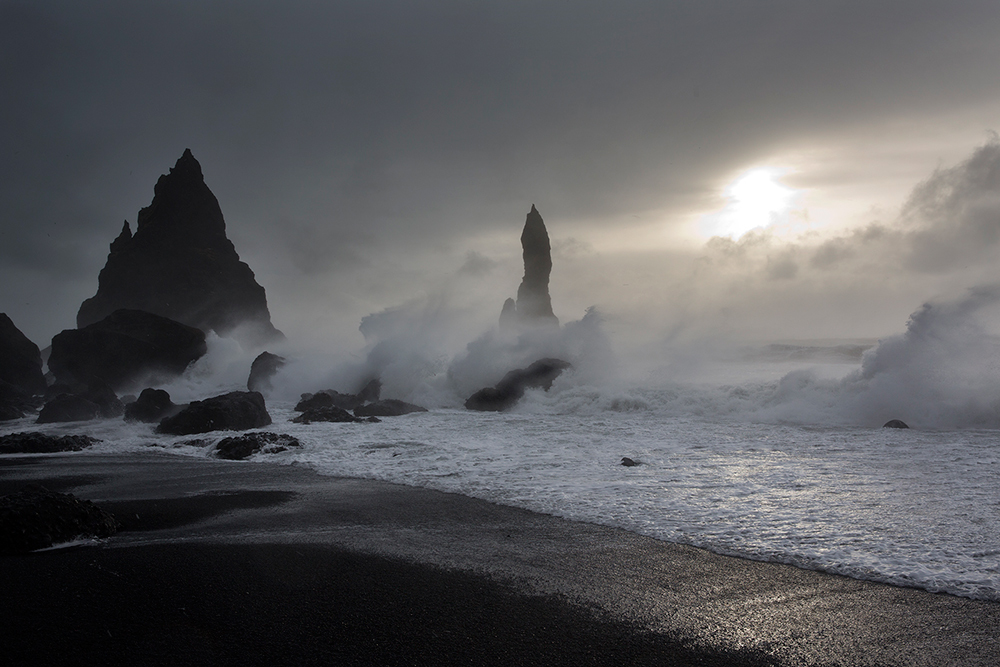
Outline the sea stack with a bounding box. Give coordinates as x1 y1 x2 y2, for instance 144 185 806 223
77 149 283 347
500 205 559 329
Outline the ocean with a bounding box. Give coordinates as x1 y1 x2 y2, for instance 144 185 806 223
4 331 999 604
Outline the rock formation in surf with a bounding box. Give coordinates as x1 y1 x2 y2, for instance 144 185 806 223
48 309 207 393
77 149 283 346
499 205 559 329
464 358 571 411
0 314 46 396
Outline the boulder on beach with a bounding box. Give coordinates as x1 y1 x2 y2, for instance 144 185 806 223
215 432 301 460
48 309 207 392
291 406 379 424
354 399 428 418
124 388 180 423
247 352 286 393
0 484 119 555
883 419 909 429
36 380 124 424
465 358 571 412
156 391 271 435
77 149 283 346
0 313 46 396
0 432 100 454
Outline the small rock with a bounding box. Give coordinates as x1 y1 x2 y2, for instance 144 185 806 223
291 407 378 424
883 419 909 429
124 388 179 423
215 432 301 460
621 457 640 467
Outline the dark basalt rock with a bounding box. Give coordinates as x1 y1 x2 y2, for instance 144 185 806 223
354 399 428 418
0 314 46 395
291 406 378 424
357 378 382 403
76 149 283 346
499 206 559 328
247 351 286 393
123 388 179 423
465 358 571 412
36 394 101 423
0 484 119 554
0 379 41 421
156 391 271 435
0 432 100 454
883 419 909 429
215 432 301 460
294 390 365 412
621 457 640 467
49 309 207 392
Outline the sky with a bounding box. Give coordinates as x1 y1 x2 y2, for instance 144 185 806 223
4 0 1000 364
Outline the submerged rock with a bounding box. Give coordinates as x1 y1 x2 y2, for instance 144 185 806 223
620 457 641 467
0 432 100 454
247 351 286 393
0 313 46 396
291 406 378 424
883 419 909 429
0 484 119 554
76 149 283 346
465 358 571 412
156 391 271 435
354 399 428 418
48 309 207 392
124 388 179 423
215 432 301 460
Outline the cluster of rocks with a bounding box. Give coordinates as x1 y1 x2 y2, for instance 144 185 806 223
292 380 427 424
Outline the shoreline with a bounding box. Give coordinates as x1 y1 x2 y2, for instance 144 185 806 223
3 452 999 665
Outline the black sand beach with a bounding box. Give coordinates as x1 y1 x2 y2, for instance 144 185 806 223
2 453 998 666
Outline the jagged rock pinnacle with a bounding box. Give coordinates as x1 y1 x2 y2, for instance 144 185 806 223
77 150 283 346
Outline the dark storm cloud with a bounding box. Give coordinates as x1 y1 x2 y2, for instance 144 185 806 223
2 0 1000 344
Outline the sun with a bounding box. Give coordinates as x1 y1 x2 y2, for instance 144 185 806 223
699 168 796 239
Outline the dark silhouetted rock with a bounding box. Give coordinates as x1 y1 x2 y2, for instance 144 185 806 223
354 399 428 418
499 297 517 331
0 432 100 454
621 457 640 467
215 432 301 460
499 206 559 329
883 419 909 429
247 352 286 393
36 394 101 423
0 484 119 554
465 358 571 412
49 309 207 392
357 378 382 403
0 379 40 421
0 313 46 395
156 391 271 435
291 406 377 424
124 388 179 423
77 149 283 346
294 390 365 412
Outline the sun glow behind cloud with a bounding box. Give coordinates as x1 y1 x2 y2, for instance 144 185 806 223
698 168 799 239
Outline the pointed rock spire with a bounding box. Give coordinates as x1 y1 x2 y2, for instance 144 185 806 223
77 150 282 346
514 205 558 326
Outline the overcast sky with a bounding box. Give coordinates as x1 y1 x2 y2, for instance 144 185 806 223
4 0 1000 359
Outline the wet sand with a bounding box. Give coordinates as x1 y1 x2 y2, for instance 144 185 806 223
2 452 998 666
